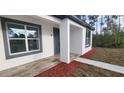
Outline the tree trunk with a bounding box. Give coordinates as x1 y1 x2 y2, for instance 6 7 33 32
100 15 103 35
118 15 121 46
96 17 98 35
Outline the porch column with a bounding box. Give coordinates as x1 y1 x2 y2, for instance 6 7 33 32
60 18 70 63
82 28 86 54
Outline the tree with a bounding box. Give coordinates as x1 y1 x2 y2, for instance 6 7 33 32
79 15 99 34
100 15 104 34
104 15 111 33
92 15 124 48
88 15 99 27
81 15 87 21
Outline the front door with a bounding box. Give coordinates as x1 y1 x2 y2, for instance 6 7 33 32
53 28 60 55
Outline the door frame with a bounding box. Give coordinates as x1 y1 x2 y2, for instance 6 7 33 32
53 27 60 55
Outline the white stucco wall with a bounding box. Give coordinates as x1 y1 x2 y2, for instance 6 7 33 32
68 19 92 55
70 25 83 55
0 15 59 71
69 19 92 55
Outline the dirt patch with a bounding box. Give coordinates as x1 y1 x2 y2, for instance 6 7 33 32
90 48 124 66
71 64 124 77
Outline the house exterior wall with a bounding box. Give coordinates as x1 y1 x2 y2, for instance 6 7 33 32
0 15 92 71
0 15 59 71
70 24 92 55
69 19 92 55
70 26 83 55
60 18 92 63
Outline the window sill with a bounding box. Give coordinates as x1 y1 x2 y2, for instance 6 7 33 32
6 50 42 59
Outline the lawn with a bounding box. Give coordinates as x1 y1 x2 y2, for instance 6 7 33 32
90 48 124 66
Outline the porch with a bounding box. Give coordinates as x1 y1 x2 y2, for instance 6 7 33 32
0 54 80 77
0 56 60 77
32 16 85 63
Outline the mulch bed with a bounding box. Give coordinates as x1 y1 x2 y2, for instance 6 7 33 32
35 61 82 77
80 49 96 59
35 49 96 77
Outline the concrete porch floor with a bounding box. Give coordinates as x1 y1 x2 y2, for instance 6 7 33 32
54 53 80 62
70 53 80 61
0 53 80 77
0 56 60 77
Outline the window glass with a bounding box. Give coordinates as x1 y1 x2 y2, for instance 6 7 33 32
9 40 26 53
28 40 39 50
85 29 91 47
27 26 38 38
2 18 42 58
7 23 25 38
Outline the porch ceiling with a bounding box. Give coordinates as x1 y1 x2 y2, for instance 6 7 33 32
29 15 60 26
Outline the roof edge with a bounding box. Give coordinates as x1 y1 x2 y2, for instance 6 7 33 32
52 15 94 30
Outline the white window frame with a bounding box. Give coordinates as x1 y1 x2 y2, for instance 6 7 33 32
6 22 41 56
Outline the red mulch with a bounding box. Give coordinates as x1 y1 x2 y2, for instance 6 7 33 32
80 49 96 59
35 61 82 77
35 49 96 77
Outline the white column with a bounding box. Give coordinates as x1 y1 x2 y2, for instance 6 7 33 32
60 18 70 63
0 19 6 64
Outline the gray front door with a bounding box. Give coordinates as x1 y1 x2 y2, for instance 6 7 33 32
53 28 60 54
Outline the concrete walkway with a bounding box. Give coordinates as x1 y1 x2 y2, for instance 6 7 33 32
75 57 124 74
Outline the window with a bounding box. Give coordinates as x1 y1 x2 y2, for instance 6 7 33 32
85 29 91 47
1 17 42 59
